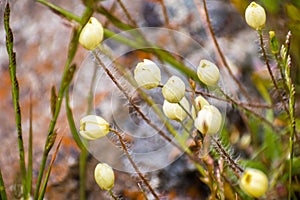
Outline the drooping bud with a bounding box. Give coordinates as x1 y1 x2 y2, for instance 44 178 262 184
79 17 104 50
197 59 220 86
239 168 268 198
191 95 210 119
163 97 190 121
162 76 186 103
94 163 115 191
245 2 266 30
194 105 222 135
134 59 161 89
79 115 110 140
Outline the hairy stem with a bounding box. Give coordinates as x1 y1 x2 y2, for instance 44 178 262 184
110 129 159 199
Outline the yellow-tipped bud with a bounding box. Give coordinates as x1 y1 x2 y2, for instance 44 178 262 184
134 59 161 89
79 17 104 50
197 59 220 86
162 76 186 103
194 105 222 135
94 163 115 191
79 115 110 140
239 168 268 198
245 2 266 30
162 97 190 121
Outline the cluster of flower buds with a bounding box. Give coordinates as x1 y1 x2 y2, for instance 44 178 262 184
133 59 222 135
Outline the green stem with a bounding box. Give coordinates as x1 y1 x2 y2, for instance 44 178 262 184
4 3 28 199
27 94 33 196
108 189 118 200
0 167 7 200
37 0 81 23
34 29 79 200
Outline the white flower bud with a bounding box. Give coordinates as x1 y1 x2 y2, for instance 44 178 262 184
191 95 210 119
134 59 161 89
245 2 266 30
162 97 190 121
239 168 268 198
162 76 186 103
194 105 222 135
94 163 115 191
197 59 220 86
79 17 104 50
79 115 110 140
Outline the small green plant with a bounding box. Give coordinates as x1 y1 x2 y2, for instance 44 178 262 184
1 0 299 199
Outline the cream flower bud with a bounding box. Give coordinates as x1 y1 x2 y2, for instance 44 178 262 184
79 17 104 50
191 95 210 119
245 2 266 30
94 163 115 191
162 76 186 103
194 105 222 135
163 97 190 121
134 59 161 89
197 59 220 86
239 168 268 198
79 115 110 140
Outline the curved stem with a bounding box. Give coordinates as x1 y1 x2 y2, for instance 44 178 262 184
110 129 160 199
195 0 251 101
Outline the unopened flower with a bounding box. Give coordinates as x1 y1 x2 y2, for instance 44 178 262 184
163 97 190 121
162 76 186 103
80 115 110 140
94 163 115 191
194 105 222 135
197 59 220 86
239 168 268 198
191 95 210 119
79 17 104 50
134 59 161 89
245 2 266 30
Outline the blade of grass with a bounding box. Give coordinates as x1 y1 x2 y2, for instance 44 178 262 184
33 4 93 196
37 0 81 23
27 94 33 196
0 167 7 200
38 136 63 200
65 88 87 200
4 3 28 199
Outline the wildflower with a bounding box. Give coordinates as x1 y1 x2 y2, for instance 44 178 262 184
197 59 220 86
79 17 104 50
79 115 110 140
94 163 115 190
134 59 161 89
162 76 185 103
239 168 268 198
194 105 222 135
245 2 266 30
191 95 210 119
163 97 190 121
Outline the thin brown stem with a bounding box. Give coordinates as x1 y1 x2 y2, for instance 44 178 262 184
258 31 290 115
110 129 159 199
116 0 138 27
194 0 251 101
